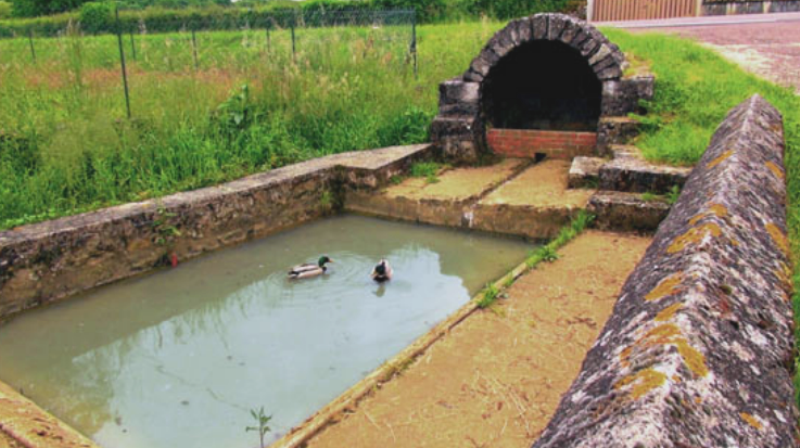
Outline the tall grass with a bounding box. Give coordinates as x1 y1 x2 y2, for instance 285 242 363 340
0 20 501 229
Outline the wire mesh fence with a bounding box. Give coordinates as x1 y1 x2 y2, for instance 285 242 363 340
0 8 418 119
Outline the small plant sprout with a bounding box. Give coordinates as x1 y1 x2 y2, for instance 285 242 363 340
246 407 273 448
409 162 441 184
540 246 560 263
477 282 500 309
666 185 682 205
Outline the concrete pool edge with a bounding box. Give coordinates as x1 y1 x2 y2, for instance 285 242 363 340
0 379 101 448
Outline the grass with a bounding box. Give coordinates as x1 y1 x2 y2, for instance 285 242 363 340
409 161 443 184
604 29 800 410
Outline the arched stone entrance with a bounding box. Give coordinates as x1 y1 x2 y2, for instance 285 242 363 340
431 13 654 164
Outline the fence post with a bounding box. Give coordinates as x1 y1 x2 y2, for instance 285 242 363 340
129 30 136 61
265 20 271 53
27 29 36 64
695 0 704 16
587 0 595 21
191 28 199 70
291 17 296 63
411 11 418 80
115 7 132 119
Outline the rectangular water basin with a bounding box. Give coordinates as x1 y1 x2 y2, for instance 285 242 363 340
0 215 532 448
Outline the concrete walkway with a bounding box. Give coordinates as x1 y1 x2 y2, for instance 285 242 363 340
305 231 652 448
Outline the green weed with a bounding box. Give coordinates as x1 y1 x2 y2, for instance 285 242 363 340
477 282 499 309
409 161 441 184
245 407 272 448
665 185 681 205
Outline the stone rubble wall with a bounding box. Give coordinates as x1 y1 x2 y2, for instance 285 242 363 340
431 13 654 164
532 95 799 447
0 145 431 321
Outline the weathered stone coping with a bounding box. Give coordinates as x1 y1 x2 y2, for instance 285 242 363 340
533 95 799 447
0 144 432 321
0 381 100 448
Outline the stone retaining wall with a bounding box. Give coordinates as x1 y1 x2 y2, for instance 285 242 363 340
0 145 431 321
532 95 798 447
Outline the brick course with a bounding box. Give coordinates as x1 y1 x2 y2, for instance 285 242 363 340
487 128 597 159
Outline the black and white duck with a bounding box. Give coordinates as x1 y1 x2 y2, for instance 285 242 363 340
288 256 333 280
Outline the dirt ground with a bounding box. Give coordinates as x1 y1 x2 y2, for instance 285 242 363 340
636 21 800 93
306 231 651 448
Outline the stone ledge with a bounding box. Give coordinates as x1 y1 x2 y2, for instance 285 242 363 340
587 191 671 233
0 144 432 321
568 156 604 188
599 145 692 194
533 95 799 447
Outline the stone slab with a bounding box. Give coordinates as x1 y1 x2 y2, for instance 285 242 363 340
471 160 594 239
568 156 605 188
344 158 530 229
599 145 692 194
479 160 594 208
588 191 672 233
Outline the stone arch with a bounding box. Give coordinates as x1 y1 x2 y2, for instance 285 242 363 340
431 13 652 164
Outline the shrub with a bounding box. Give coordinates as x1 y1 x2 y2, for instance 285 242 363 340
78 1 113 33
0 1 12 18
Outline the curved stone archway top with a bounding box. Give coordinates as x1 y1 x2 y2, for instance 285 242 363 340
464 13 628 84
431 13 653 165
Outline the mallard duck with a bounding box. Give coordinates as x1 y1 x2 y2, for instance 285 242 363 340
371 259 392 283
288 256 333 280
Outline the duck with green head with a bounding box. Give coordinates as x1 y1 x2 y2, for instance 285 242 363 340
288 256 333 280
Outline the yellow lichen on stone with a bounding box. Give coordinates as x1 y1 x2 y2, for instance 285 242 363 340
766 222 790 255
776 261 793 288
707 149 734 169
655 303 683 322
615 368 668 400
689 203 729 226
668 223 723 254
644 323 682 343
675 340 709 377
766 161 784 180
645 274 684 302
741 412 763 431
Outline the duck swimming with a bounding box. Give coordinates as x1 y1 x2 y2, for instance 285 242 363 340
371 259 392 283
288 256 333 280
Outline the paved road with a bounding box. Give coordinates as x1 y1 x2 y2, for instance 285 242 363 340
598 13 800 93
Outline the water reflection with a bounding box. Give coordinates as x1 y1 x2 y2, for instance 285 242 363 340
0 216 531 448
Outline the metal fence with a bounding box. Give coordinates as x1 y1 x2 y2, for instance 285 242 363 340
0 8 418 119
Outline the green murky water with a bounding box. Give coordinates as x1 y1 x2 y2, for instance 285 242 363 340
0 215 531 448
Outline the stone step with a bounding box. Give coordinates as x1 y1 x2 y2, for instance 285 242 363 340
597 116 641 156
587 191 671 233
597 145 692 195
568 156 605 188
472 159 593 239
